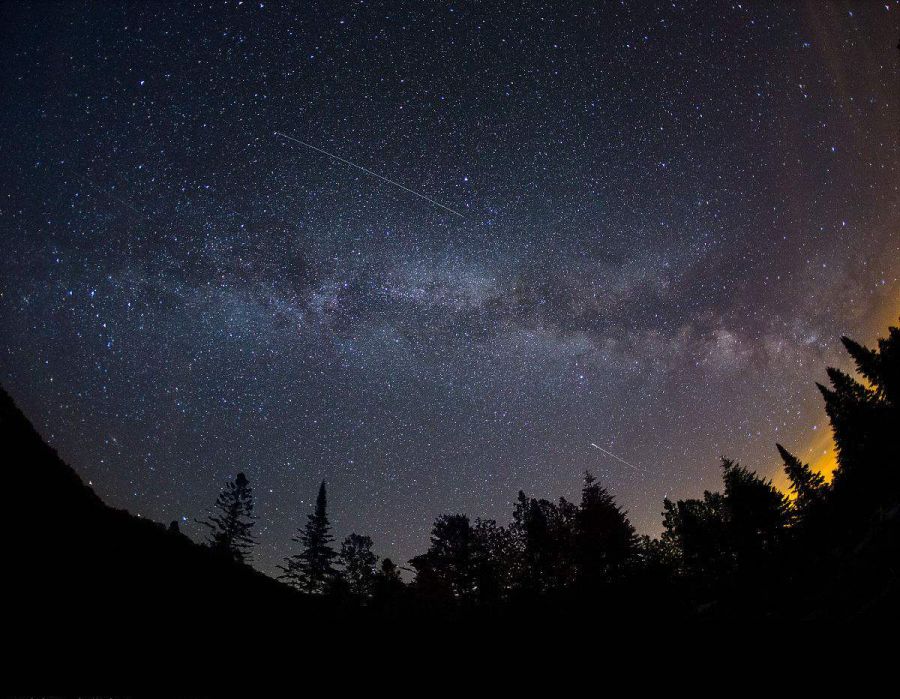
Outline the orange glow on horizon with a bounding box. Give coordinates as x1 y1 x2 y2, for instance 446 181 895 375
775 297 899 498
773 427 837 499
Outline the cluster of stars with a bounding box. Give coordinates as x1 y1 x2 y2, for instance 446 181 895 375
0 1 897 574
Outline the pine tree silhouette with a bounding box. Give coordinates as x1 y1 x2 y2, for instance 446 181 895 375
574 471 636 584
776 443 828 519
196 472 256 564
279 481 338 593
662 459 787 575
841 330 899 406
818 323 900 513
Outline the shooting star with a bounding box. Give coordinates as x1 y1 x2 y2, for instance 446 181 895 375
590 443 645 473
274 131 465 219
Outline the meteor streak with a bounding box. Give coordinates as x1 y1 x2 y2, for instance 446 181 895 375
274 131 465 219
590 443 645 473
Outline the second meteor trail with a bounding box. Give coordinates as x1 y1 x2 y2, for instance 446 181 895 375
274 131 465 219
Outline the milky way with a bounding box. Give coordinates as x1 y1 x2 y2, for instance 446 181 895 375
1 2 898 573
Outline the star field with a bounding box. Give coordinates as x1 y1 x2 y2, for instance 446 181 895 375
1 1 898 574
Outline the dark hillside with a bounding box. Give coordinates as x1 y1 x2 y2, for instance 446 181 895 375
3 387 342 682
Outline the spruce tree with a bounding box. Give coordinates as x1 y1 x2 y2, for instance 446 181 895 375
662 459 787 574
279 481 337 593
776 443 827 519
720 457 789 562
841 329 899 407
575 471 636 584
819 324 900 512
197 472 256 564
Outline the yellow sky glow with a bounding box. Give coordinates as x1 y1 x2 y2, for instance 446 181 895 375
775 296 899 497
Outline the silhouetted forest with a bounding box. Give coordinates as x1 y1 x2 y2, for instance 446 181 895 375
187 321 900 620
6 321 900 680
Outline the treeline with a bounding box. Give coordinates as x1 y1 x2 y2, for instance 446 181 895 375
193 323 900 618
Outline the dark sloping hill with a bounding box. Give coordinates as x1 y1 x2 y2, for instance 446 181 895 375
3 386 347 685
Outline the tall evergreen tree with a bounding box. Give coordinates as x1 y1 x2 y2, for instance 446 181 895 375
841 329 899 407
776 443 827 519
719 458 789 563
575 471 636 584
662 459 787 574
279 481 337 593
818 324 900 512
196 472 256 564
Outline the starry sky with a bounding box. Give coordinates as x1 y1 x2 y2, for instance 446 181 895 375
1 1 898 574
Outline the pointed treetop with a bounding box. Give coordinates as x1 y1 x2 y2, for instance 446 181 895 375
776 443 827 513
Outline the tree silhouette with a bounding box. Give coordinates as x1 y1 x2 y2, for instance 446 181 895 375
720 458 789 565
338 533 378 598
510 491 577 593
470 518 515 604
662 458 787 575
279 481 337 593
841 330 899 406
574 471 636 585
776 443 828 521
379 557 402 582
371 558 406 610
410 514 476 601
10 319 897 627
820 325 900 514
196 472 256 564
661 491 728 576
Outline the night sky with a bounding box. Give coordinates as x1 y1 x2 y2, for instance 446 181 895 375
1 1 898 575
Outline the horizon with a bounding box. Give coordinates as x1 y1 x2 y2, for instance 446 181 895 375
1 1 898 575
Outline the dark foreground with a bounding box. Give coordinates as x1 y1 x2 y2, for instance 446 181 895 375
6 324 900 685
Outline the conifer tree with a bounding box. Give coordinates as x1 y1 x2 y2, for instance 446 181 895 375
840 329 899 407
662 459 787 574
818 324 900 511
197 472 256 564
575 471 636 583
279 481 337 593
719 458 788 561
776 443 827 519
